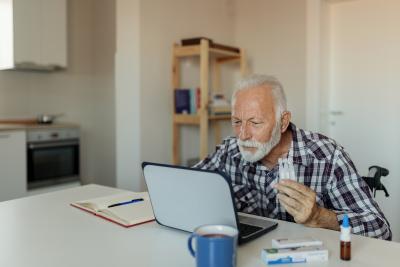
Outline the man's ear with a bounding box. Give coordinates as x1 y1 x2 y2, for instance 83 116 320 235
280 111 291 133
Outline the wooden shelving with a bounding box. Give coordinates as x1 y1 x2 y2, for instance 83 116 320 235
172 39 247 165
173 45 241 58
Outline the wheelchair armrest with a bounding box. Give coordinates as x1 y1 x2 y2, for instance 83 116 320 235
362 165 390 198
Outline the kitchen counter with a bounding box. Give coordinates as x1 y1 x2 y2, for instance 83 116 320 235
0 122 80 131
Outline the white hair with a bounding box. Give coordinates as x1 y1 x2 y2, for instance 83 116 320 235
231 74 287 120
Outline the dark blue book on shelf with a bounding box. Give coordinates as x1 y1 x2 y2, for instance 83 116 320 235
175 89 191 114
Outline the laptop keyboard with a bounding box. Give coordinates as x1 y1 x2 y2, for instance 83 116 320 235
239 223 263 237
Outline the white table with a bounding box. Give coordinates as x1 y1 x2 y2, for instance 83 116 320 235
0 184 398 267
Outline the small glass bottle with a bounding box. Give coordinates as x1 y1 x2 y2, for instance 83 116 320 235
340 214 351 261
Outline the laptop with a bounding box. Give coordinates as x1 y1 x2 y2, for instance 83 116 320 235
142 162 278 244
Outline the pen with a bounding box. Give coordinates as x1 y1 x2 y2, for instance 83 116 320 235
108 198 144 208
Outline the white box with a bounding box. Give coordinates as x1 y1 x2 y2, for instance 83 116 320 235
272 237 323 249
261 246 329 265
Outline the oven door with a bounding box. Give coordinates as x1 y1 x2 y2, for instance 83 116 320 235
27 139 80 188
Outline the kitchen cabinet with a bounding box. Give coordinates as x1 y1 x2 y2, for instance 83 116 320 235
0 0 67 71
0 131 27 201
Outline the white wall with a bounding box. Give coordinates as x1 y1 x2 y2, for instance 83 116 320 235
92 0 116 187
305 0 321 132
115 0 142 190
234 0 307 127
319 0 332 135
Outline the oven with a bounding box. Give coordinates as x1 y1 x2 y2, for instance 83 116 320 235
27 128 80 189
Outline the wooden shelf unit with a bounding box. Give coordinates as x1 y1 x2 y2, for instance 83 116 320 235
172 39 247 165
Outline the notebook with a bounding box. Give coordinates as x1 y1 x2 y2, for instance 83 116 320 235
71 191 155 227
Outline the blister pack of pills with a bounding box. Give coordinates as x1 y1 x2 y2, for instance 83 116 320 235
278 158 296 181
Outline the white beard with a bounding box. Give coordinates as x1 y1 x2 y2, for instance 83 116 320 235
237 122 282 163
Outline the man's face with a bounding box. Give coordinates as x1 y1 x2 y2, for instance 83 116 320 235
231 86 281 162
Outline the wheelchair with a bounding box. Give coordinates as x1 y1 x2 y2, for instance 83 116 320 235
362 166 390 198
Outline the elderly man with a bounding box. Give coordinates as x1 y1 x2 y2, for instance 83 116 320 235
195 74 391 240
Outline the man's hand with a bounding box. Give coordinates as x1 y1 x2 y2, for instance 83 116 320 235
274 179 340 230
274 179 319 225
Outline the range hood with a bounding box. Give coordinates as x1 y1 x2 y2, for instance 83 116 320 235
12 62 65 72
0 0 67 71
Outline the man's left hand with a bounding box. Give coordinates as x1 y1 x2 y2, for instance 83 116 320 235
274 179 321 226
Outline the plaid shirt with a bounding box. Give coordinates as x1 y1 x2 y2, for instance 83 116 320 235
195 123 392 240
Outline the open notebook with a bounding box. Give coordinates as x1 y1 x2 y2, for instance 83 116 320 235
71 192 155 227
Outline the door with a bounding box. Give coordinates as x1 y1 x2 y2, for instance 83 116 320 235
327 0 400 241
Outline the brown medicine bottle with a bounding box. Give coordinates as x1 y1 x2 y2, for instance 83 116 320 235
340 214 351 261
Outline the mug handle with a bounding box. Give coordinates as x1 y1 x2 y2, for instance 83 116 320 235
187 233 196 257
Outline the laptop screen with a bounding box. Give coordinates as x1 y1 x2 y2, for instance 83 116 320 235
142 162 239 232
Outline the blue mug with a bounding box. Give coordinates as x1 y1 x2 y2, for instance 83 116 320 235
187 224 238 267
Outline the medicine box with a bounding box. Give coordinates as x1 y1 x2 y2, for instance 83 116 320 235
261 246 328 265
271 237 323 249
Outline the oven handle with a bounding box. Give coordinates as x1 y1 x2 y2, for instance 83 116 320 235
28 139 79 149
